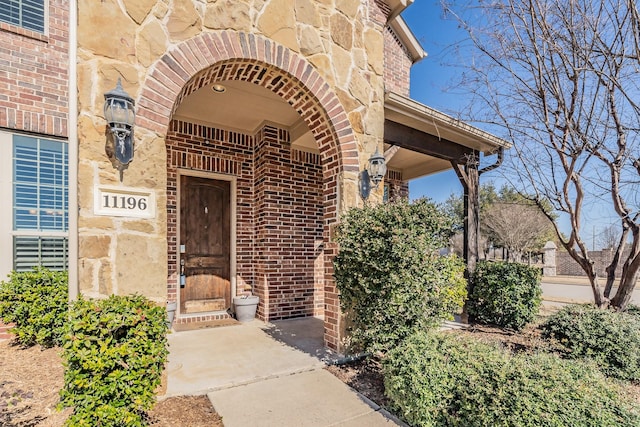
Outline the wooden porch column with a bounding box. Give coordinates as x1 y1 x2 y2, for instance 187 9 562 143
451 152 480 275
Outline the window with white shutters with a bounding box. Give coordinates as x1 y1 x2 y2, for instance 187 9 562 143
13 135 68 271
0 0 46 33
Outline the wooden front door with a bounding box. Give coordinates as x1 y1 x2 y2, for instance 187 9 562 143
180 176 231 313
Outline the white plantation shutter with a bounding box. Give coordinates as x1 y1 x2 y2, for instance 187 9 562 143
13 237 68 272
0 0 45 33
13 135 68 271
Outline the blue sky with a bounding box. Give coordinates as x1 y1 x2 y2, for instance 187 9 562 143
399 2 640 249
398 1 612 245
401 2 484 205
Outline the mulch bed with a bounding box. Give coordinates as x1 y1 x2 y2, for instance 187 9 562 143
0 340 223 427
2 322 638 426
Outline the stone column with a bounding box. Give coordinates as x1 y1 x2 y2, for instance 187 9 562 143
543 241 557 277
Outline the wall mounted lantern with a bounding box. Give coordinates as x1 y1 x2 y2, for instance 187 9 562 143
104 78 135 166
359 148 387 200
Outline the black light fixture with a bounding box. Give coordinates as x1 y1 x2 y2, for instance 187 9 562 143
104 78 135 165
359 148 387 200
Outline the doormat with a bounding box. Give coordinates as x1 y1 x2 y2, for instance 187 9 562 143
172 318 240 332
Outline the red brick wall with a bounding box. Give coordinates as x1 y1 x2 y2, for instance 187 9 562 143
0 0 68 136
166 120 323 322
384 26 412 96
370 0 413 96
370 0 391 26
166 120 255 310
254 125 323 320
385 169 409 201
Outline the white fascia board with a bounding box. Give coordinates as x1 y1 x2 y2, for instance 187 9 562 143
389 15 427 64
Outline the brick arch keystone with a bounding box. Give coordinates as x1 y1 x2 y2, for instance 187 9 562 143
137 31 359 175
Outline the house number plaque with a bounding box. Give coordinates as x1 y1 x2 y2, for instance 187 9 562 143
94 185 155 218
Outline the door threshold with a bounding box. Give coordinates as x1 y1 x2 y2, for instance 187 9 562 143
174 310 232 324
172 317 239 332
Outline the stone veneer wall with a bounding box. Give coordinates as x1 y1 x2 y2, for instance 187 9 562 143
78 0 395 350
0 0 68 136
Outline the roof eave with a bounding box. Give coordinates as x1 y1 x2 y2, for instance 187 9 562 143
388 15 427 64
384 0 413 21
384 92 512 153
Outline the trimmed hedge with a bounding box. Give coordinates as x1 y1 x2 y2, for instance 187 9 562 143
334 199 466 353
468 260 542 331
383 331 640 427
59 294 169 427
0 268 68 347
541 304 640 381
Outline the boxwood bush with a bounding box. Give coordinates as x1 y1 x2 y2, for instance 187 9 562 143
333 199 466 353
0 268 68 347
541 304 640 382
383 331 640 427
626 304 640 317
59 294 169 426
468 260 541 331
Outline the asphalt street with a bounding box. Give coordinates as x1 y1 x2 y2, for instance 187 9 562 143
541 278 640 306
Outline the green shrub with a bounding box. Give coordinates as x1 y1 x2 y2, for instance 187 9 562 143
333 199 466 353
626 304 640 317
0 268 68 347
468 260 541 331
60 294 169 427
383 331 640 427
541 304 640 381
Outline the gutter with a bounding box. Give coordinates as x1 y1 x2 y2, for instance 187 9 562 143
384 92 512 151
479 147 504 175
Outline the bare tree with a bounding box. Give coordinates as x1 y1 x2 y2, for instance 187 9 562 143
598 225 620 250
483 202 552 261
443 0 640 309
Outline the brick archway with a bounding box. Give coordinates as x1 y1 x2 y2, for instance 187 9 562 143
137 31 358 350
137 31 359 177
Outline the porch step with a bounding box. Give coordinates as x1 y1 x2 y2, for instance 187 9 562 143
184 298 227 313
173 318 239 332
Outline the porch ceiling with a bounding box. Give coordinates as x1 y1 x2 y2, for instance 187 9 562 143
384 92 512 180
168 83 512 183
172 80 317 151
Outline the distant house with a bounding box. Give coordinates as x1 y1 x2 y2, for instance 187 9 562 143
0 0 509 351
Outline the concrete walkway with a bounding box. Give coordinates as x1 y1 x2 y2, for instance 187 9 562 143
165 317 402 426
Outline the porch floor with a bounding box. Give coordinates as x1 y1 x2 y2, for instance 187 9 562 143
164 316 402 426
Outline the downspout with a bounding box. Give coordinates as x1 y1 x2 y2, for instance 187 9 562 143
68 0 78 300
479 147 504 176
